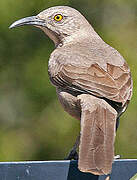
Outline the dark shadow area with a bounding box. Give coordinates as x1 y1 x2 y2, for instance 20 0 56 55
67 160 99 180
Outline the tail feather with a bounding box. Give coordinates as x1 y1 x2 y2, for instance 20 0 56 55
78 94 117 175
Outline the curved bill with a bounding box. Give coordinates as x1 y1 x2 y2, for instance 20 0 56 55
9 16 45 29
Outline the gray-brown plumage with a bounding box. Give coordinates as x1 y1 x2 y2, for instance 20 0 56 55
10 6 133 175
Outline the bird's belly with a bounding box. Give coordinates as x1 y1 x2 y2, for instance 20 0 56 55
56 88 81 120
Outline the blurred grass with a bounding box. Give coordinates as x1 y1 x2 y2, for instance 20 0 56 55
0 0 136 161
130 173 137 180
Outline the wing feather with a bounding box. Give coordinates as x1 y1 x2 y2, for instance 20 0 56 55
49 48 132 105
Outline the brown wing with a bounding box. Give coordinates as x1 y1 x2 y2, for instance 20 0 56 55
55 63 132 105
49 49 132 105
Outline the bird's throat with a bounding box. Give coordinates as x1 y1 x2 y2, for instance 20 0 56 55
39 26 61 47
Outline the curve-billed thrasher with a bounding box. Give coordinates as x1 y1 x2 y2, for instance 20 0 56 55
10 6 133 175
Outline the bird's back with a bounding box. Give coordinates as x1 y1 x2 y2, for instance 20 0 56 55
48 38 132 107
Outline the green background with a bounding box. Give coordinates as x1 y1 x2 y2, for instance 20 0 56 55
0 0 136 161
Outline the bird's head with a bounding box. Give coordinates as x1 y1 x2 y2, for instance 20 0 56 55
9 6 90 47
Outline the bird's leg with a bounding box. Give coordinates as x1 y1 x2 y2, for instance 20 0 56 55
114 117 121 160
64 134 80 160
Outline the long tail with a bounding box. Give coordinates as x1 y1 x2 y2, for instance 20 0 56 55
78 94 117 175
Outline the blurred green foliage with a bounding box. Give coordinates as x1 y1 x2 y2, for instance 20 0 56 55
0 0 136 161
130 173 137 180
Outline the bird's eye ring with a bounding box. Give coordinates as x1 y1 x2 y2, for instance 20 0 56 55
54 14 63 22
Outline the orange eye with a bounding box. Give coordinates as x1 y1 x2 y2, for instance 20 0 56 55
54 14 63 22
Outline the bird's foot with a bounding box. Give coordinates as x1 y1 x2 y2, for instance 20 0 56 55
114 154 121 159
64 149 78 160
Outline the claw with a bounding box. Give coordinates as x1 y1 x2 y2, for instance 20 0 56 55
114 154 121 159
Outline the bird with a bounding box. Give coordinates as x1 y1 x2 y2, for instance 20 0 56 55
9 6 133 175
